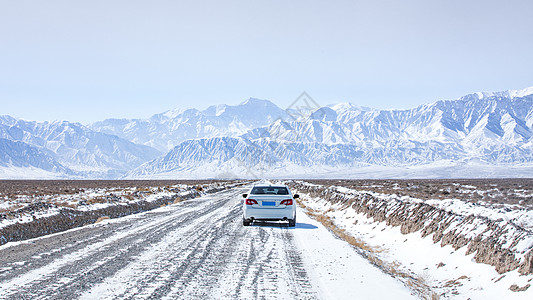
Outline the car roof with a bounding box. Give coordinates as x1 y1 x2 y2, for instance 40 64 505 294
252 184 288 188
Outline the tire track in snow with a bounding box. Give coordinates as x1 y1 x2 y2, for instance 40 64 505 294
0 190 236 299
211 223 318 299
0 187 318 299
88 197 244 299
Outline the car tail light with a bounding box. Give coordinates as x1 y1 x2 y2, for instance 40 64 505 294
246 199 258 205
280 199 293 205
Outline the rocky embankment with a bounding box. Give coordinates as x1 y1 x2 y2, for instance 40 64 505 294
290 181 533 275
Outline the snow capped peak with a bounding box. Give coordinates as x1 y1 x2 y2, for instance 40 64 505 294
0 115 17 125
151 98 278 121
240 97 273 106
310 107 337 122
464 86 533 100
203 104 228 117
329 102 356 111
328 102 374 112
507 86 533 98
51 119 77 126
161 108 189 119
215 104 227 116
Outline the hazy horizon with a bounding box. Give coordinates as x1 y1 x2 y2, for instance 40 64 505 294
3 84 533 125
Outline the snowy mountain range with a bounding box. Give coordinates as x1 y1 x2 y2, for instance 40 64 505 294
0 117 160 178
1 87 533 179
90 98 291 153
127 88 533 178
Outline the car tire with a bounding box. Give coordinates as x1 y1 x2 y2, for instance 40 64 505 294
288 216 296 227
243 218 251 226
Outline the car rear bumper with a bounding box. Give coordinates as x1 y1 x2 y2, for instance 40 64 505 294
243 207 295 220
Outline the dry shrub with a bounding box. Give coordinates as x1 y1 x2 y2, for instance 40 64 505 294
509 284 531 292
310 207 382 254
443 275 468 288
88 197 106 205
51 201 77 209
123 193 135 200
0 204 23 213
173 197 182 204
95 216 110 223
195 186 203 192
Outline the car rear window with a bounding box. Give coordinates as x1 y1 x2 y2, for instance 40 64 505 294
251 186 289 195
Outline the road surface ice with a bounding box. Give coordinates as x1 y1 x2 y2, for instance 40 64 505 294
0 186 414 299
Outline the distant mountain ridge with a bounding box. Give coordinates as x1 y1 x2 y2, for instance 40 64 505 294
1 87 533 179
0 118 160 178
90 98 291 152
125 137 468 179
0 138 70 173
257 90 533 148
127 86 533 178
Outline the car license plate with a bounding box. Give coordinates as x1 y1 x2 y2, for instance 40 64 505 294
262 201 275 206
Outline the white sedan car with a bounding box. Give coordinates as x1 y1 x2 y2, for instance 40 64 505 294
242 184 299 227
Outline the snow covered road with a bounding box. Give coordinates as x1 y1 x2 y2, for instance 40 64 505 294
0 186 414 299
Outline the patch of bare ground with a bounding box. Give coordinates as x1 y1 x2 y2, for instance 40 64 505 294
0 180 226 199
305 178 533 208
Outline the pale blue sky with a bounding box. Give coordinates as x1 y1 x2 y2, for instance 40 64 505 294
1 0 532 124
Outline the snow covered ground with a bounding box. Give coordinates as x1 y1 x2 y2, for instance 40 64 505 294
291 180 533 299
126 160 533 180
293 210 414 299
2 180 532 299
0 185 416 299
0 166 67 180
